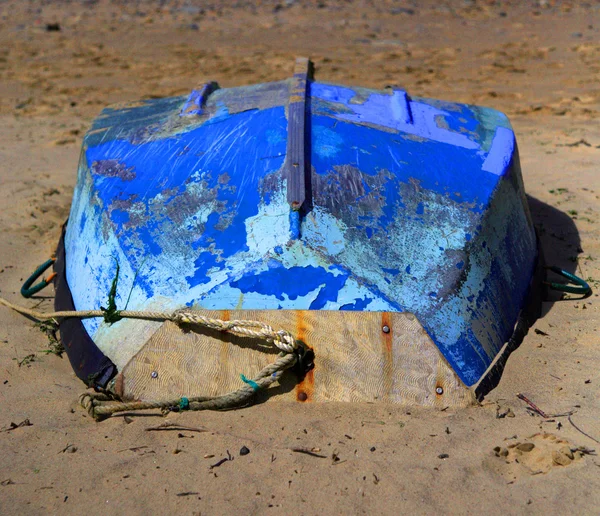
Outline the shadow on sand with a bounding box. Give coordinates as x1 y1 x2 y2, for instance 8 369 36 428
475 194 588 400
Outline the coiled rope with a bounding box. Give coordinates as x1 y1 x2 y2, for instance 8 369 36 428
0 296 299 420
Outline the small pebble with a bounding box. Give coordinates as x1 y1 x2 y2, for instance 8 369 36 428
370 447 376 452
240 446 250 456
559 446 574 460
438 453 449 459
552 450 572 466
493 446 509 457
516 442 535 452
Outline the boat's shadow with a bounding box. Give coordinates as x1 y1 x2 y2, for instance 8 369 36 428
475 194 585 399
527 194 586 311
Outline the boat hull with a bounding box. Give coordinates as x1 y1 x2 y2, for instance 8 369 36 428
56 74 538 402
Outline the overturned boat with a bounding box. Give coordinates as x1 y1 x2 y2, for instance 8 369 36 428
51 57 549 409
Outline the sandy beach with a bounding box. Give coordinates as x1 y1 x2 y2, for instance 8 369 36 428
1 1 599 513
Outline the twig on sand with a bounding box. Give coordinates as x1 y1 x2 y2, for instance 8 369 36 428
145 422 208 433
209 453 232 470
1 419 32 432
516 393 550 418
117 445 149 453
568 415 600 445
290 447 327 458
516 393 573 418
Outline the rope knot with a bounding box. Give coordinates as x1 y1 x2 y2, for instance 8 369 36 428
273 330 297 353
79 392 105 421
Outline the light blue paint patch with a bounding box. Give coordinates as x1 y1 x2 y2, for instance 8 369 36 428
334 90 412 127
302 207 346 255
310 82 356 104
311 83 479 150
179 89 206 116
313 125 344 158
206 101 231 124
482 127 515 176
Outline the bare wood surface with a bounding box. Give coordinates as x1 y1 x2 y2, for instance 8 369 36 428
118 310 475 407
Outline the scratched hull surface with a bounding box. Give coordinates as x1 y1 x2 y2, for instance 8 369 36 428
65 79 536 387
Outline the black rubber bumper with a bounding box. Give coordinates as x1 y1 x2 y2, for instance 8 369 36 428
53 225 116 389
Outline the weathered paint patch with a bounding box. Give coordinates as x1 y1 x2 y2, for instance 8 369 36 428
482 127 515 176
64 79 537 387
313 125 344 159
310 114 495 210
91 159 136 181
311 83 479 150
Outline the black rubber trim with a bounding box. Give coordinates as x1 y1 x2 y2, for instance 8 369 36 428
474 232 545 400
53 224 116 388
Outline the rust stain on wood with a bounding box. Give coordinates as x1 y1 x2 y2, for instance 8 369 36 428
295 311 314 402
114 373 124 398
381 312 393 353
381 312 394 400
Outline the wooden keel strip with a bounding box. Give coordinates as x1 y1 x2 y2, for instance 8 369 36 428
286 57 313 219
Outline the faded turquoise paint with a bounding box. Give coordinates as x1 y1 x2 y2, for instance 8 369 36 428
64 79 536 386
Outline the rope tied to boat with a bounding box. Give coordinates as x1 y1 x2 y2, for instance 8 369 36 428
0 296 304 420
79 352 297 420
0 298 298 354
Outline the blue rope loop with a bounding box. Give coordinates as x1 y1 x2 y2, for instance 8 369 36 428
545 266 592 297
21 258 56 298
240 374 260 392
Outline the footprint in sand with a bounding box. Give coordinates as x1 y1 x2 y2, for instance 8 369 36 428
491 433 589 476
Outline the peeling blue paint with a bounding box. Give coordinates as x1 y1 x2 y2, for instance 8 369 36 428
64 78 536 387
230 264 345 302
340 297 373 311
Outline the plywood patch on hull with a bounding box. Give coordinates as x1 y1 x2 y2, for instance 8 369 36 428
117 311 475 408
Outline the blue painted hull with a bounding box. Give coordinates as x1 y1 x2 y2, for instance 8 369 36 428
65 78 537 387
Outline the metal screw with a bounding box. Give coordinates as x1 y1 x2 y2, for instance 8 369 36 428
382 325 390 334
151 371 158 379
436 386 444 395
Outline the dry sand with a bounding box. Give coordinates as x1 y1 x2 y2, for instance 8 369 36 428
1 1 599 513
